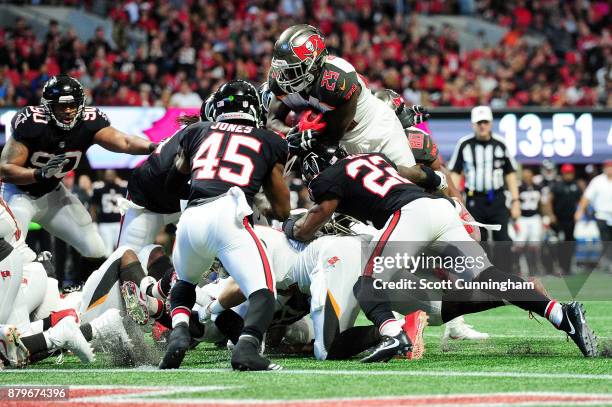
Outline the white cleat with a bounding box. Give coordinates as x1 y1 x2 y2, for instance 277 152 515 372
441 316 489 351
0 325 29 368
91 308 133 354
47 317 95 363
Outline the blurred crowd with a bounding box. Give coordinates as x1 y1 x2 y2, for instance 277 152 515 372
0 0 610 108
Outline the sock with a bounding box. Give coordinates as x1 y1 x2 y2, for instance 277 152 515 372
379 318 402 337
475 267 552 317
119 261 145 285
148 296 164 318
353 276 396 329
215 309 244 344
80 257 107 282
327 325 381 360
20 332 50 363
148 255 173 281
42 331 53 348
241 289 275 342
80 323 93 342
169 280 196 328
544 300 564 327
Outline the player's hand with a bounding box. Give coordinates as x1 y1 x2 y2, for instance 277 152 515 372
36 155 69 180
286 127 321 154
298 110 326 132
434 170 448 191
407 105 430 126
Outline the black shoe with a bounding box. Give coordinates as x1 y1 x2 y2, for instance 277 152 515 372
562 302 598 357
159 322 191 369
231 335 281 371
360 331 412 363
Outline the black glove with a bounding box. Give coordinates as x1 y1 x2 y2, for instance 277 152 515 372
407 105 431 126
34 155 69 181
286 127 321 154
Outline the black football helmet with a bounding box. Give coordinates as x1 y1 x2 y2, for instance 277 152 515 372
270 24 328 94
301 145 347 184
210 80 262 126
374 88 412 128
41 75 86 130
201 92 216 121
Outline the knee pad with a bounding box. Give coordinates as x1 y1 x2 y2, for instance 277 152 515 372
77 229 106 258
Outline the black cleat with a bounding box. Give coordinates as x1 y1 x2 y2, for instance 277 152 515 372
562 302 598 357
360 331 412 363
159 322 191 369
231 335 281 371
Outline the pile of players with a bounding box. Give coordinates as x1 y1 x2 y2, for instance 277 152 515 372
0 24 598 371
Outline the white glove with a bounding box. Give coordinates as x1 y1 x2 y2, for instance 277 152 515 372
435 170 448 191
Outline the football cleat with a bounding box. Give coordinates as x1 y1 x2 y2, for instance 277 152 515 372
121 281 150 325
90 308 133 354
231 335 281 371
360 331 412 363
0 325 29 368
441 316 489 351
402 311 428 360
562 302 598 357
47 317 94 363
159 322 191 369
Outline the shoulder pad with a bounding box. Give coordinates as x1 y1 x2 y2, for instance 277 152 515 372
11 106 51 140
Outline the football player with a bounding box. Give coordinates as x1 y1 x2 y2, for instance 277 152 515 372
267 25 416 169
161 80 290 371
375 88 489 345
117 94 216 251
0 75 158 280
284 150 598 360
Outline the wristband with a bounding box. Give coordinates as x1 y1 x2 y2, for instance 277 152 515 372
420 165 441 190
33 169 44 182
283 217 297 240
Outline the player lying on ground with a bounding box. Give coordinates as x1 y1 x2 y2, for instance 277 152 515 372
0 199 133 368
0 75 159 282
161 80 290 371
284 150 598 361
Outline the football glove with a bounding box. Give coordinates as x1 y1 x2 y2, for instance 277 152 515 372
407 105 431 126
34 155 69 181
286 127 321 154
298 110 326 132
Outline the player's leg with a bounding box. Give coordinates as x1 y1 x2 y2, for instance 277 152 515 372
98 222 120 257
375 112 417 167
117 207 167 252
5 192 37 242
160 206 214 369
0 241 24 324
37 185 106 281
437 198 598 356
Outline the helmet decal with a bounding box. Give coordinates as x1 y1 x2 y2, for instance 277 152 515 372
292 34 325 62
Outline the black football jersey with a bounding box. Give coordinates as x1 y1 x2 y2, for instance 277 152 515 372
128 131 184 214
269 56 361 114
91 181 127 223
10 105 110 197
179 121 288 206
519 184 542 217
308 153 442 229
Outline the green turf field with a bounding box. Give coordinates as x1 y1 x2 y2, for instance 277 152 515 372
1 301 611 405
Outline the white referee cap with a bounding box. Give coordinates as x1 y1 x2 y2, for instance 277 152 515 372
471 105 493 123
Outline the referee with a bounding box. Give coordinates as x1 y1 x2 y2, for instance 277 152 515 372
448 106 521 242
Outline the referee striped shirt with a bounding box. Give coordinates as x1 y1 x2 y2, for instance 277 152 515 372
448 133 518 193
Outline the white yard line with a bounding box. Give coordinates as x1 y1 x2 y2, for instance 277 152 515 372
3 368 612 381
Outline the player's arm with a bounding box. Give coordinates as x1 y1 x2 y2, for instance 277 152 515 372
286 198 339 242
432 160 463 202
262 163 290 221
165 148 191 196
93 126 157 155
266 95 292 135
321 86 360 145
398 164 446 192
0 137 36 184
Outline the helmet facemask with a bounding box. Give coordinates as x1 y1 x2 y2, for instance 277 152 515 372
271 54 319 94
